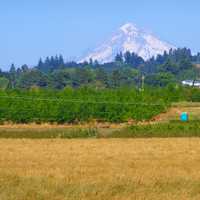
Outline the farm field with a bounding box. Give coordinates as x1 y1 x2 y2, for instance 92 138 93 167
0 102 200 139
1 102 200 200
1 139 200 200
154 102 200 122
2 1 200 200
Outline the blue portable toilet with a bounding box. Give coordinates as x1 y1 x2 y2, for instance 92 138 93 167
180 112 188 122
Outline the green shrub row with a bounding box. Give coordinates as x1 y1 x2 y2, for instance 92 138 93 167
0 87 170 123
105 121 200 138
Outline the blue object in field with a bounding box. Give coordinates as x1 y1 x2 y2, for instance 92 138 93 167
180 112 188 122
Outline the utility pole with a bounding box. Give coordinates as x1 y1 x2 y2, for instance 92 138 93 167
141 75 145 92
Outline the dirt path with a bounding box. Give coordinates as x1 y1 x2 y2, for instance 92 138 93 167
153 102 200 122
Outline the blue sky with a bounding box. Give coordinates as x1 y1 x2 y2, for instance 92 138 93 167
1 0 200 69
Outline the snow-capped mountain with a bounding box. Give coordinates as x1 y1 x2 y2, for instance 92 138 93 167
80 23 176 63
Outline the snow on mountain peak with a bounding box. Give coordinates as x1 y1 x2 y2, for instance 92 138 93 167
120 23 139 34
80 23 176 63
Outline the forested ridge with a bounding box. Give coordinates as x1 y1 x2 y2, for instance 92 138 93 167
0 48 200 90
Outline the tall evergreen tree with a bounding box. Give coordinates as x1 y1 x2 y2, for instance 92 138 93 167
9 64 16 89
21 64 29 73
58 55 64 66
115 52 123 63
38 58 43 68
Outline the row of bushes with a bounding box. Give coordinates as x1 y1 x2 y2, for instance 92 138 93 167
0 87 171 123
2 84 200 124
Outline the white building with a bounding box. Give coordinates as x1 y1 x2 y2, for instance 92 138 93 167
182 80 200 87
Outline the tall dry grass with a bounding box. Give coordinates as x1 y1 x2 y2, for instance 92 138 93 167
0 139 200 199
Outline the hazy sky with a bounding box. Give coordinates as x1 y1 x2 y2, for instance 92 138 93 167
1 0 200 69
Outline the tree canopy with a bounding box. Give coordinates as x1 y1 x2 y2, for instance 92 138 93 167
0 48 199 90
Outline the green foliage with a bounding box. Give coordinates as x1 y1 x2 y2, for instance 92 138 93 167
16 69 49 89
0 128 97 139
145 72 176 87
0 87 170 123
0 85 198 124
3 48 200 90
105 121 200 138
0 77 9 90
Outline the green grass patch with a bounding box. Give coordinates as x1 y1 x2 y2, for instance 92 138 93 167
0 128 97 139
104 121 200 138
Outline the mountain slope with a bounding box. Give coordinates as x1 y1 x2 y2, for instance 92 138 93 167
80 23 176 63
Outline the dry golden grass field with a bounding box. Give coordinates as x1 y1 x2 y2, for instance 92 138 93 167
1 138 200 200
